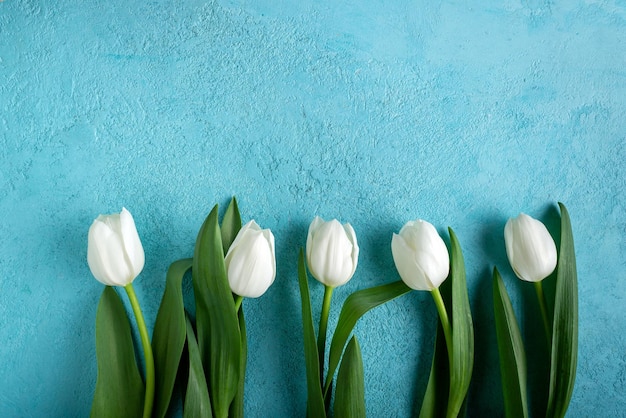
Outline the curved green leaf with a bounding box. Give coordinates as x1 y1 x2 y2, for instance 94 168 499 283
334 336 366 418
447 228 473 418
418 323 449 418
298 249 326 418
546 203 578 418
192 205 241 418
493 267 528 418
229 307 247 418
221 197 242 255
152 258 193 418
184 315 212 418
91 287 144 418
325 280 412 397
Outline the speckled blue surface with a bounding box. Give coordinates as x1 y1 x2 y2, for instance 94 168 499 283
0 0 625 416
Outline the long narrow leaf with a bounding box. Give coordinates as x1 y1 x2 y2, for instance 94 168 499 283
91 287 144 418
221 197 242 254
334 336 366 418
546 203 578 418
152 258 193 418
192 205 241 418
418 323 449 418
493 267 528 418
229 308 247 418
298 249 326 418
447 228 473 418
325 280 412 396
184 316 212 418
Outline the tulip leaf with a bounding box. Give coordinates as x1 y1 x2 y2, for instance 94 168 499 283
418 323 449 418
229 307 247 418
184 315 213 418
152 258 193 418
192 205 241 418
447 228 474 418
334 336 366 418
493 267 529 418
297 249 327 418
546 203 578 418
221 197 242 255
91 286 145 418
325 280 412 397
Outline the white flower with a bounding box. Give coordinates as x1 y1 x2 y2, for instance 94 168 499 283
306 217 359 288
504 213 557 282
87 208 145 287
225 220 276 298
391 220 449 291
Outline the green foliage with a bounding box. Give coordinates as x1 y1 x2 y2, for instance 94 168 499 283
493 267 528 418
546 203 578 418
91 287 144 418
334 336 366 418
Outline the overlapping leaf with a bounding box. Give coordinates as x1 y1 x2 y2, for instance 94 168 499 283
334 336 366 418
91 287 144 418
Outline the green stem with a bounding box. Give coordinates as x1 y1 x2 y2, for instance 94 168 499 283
317 285 334 387
234 295 243 312
533 281 552 348
124 283 154 418
431 287 453 362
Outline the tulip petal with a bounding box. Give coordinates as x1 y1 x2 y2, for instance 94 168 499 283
120 207 145 279
391 233 434 291
88 219 133 286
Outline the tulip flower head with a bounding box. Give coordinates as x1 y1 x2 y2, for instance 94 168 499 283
87 208 145 287
225 220 276 298
306 217 359 288
504 213 557 282
391 220 450 291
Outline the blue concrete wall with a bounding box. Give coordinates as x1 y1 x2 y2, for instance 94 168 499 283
0 0 625 416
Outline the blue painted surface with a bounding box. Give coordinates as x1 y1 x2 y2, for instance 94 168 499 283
0 0 625 416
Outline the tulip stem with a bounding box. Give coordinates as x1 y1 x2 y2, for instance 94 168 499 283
234 295 243 312
431 287 453 367
124 283 155 418
533 281 552 347
318 285 334 386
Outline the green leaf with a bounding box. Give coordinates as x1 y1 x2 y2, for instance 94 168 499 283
334 336 366 418
192 205 241 418
325 280 412 397
229 307 247 418
297 249 326 418
493 267 528 418
221 197 242 255
447 228 474 418
546 203 578 418
152 258 193 418
91 287 145 418
184 315 213 418
418 323 449 418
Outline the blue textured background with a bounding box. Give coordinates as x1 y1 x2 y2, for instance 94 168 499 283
1 0 625 416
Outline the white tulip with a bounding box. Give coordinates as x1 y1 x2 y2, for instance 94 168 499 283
391 220 449 291
504 213 557 282
225 220 276 298
306 217 359 288
87 208 145 287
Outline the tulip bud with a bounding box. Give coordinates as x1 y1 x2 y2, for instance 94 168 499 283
87 208 145 287
504 213 557 282
306 217 359 288
225 220 276 298
391 220 449 291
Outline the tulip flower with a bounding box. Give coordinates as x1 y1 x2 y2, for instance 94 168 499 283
391 219 449 291
306 217 359 288
306 216 359 385
225 220 276 299
504 212 557 344
87 207 145 287
504 213 557 283
87 208 154 418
